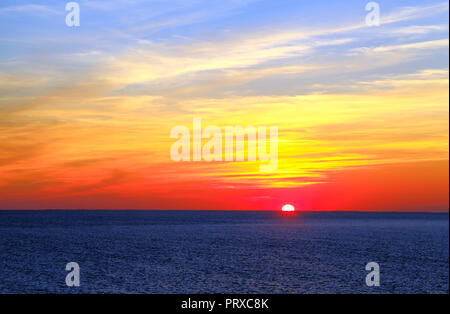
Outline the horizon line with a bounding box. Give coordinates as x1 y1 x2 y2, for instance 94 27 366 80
0 209 448 214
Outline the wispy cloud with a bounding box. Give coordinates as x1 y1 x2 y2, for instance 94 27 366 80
0 4 59 15
382 2 449 24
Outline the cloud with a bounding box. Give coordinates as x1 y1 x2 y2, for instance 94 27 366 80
369 38 449 52
392 24 448 35
382 2 449 25
0 4 59 15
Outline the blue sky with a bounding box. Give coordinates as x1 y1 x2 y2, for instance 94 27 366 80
1 1 448 97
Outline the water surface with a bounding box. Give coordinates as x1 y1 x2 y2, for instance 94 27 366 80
0 211 448 293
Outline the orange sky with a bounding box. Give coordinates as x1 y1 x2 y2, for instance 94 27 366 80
1 89 448 211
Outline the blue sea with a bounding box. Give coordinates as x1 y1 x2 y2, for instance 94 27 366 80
0 211 448 294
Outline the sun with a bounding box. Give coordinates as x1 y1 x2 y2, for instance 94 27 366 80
281 204 295 212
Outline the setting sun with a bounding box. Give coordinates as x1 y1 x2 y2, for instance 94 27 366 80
282 204 295 212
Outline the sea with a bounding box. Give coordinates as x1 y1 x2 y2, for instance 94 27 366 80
0 210 448 294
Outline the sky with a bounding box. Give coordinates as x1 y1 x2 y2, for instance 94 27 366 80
0 0 448 211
